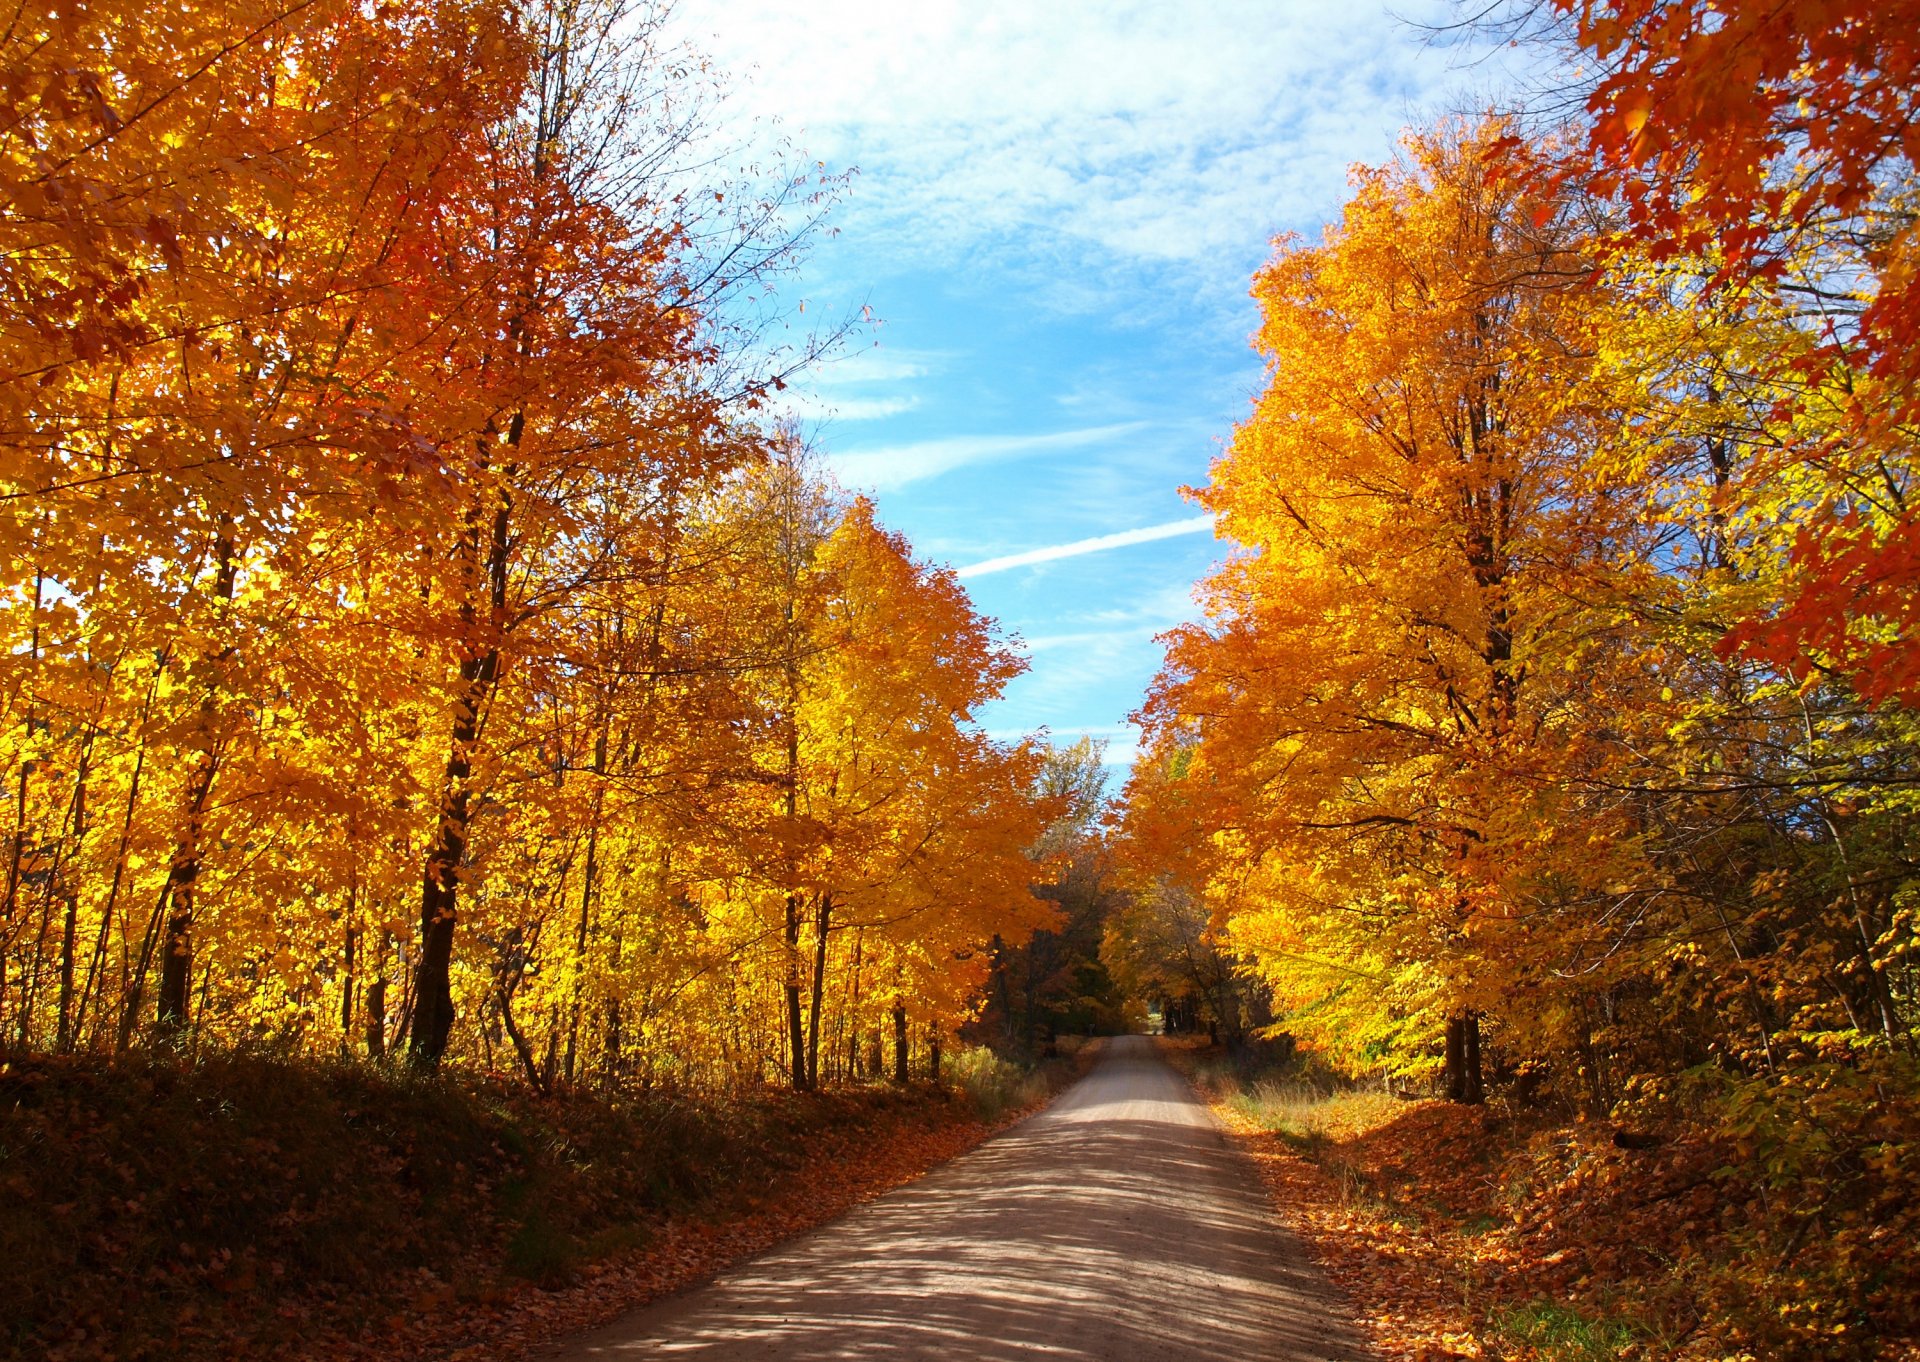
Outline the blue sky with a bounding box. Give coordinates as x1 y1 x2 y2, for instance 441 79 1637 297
671 0 1524 766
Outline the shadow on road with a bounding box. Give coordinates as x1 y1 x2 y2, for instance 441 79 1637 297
551 1038 1368 1361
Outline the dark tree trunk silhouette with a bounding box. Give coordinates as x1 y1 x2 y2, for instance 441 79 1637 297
1445 1012 1484 1104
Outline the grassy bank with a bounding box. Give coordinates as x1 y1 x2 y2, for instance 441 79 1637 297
1164 1038 1920 1362
4 1043 1083 1362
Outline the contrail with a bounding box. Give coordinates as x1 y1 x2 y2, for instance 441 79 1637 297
955 515 1216 578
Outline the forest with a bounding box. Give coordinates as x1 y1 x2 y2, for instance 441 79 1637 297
0 0 1072 1091
2 0 1917 1359
1124 2 1920 1355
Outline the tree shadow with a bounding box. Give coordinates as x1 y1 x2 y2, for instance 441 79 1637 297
549 1038 1370 1361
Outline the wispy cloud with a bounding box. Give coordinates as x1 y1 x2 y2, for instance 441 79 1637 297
674 0 1526 292
956 515 1215 579
987 723 1135 742
828 422 1147 492
985 723 1142 767
780 392 923 422
990 722 1136 764
777 346 939 425
814 349 933 385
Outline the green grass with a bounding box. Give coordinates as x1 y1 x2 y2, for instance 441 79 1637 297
1491 1301 1644 1361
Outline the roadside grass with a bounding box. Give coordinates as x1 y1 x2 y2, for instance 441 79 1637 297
1490 1300 1645 1361
948 1043 1058 1120
1224 1080 1403 1148
1159 1037 1677 1360
948 1036 1097 1121
1164 1037 1920 1362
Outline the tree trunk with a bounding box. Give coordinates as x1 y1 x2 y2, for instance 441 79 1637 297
51 718 96 1052
410 466 511 1069
340 924 357 1047
779 608 808 1090
565 729 607 1086
845 928 865 1079
497 963 548 1095
91 650 164 1052
411 804 465 1065
805 893 832 1090
55 885 80 1051
892 1001 908 1084
1444 1012 1484 1104
602 914 626 1086
154 848 202 1037
365 972 387 1059
1 569 45 1041
156 526 236 1039
784 890 808 1089
928 1027 941 1085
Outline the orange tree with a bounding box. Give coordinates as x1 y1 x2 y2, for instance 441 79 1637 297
1533 0 1920 699
0 0 529 1045
1129 122 1639 1099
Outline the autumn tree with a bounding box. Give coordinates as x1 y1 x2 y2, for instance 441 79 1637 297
1127 94 1920 1349
0 0 533 1047
1132 121 1628 1100
700 452 1055 1089
1505 0 1920 701
0 0 1065 1099
974 738 1129 1055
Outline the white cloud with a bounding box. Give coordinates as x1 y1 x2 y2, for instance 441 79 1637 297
827 422 1147 492
1079 580 1205 627
984 722 1141 766
956 515 1214 578
991 621 1169 727
987 723 1135 741
813 349 934 385
776 345 939 424
672 0 1519 282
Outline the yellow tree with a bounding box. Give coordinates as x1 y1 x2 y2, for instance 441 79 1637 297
0 0 530 1042
782 498 1054 1088
1135 122 1625 1099
700 454 1054 1089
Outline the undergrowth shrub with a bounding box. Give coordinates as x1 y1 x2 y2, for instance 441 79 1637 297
0 1048 980 1361
947 1044 1051 1120
1167 1031 1920 1359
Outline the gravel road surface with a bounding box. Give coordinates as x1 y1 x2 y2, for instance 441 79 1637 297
546 1035 1369 1361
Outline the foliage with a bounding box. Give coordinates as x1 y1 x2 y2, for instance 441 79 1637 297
971 739 1131 1055
0 0 1055 1097
1101 873 1260 1044
0 1045 1061 1361
1530 0 1920 700
1127 11 1920 1344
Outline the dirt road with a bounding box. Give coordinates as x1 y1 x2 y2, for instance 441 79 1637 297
546 1035 1368 1360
